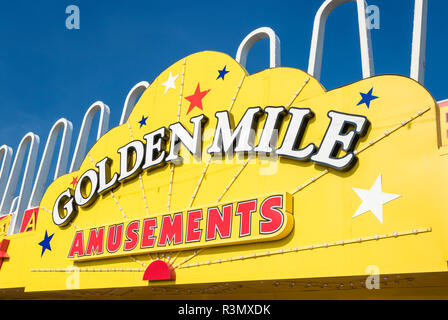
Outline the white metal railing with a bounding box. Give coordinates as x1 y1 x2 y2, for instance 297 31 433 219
0 84 147 234
236 27 281 70
308 0 375 80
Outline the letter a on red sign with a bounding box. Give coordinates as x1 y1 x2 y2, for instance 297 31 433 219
20 208 39 233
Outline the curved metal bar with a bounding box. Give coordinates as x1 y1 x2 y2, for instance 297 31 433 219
69 101 110 172
28 118 73 209
0 145 13 200
119 81 149 125
236 27 281 70
308 0 374 80
410 0 428 84
10 196 19 215
0 132 40 234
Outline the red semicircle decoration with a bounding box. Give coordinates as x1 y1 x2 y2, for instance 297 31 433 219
143 260 176 281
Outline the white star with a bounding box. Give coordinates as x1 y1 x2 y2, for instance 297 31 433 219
352 174 400 223
161 72 178 94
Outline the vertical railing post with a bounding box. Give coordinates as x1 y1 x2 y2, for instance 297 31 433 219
410 0 428 84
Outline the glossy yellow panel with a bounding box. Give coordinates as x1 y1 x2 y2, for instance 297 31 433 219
0 51 445 297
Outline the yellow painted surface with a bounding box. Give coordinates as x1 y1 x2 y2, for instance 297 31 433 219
438 101 448 146
0 51 446 298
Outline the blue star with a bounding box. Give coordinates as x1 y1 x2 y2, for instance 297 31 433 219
138 115 148 128
217 66 229 80
38 231 54 257
357 88 379 108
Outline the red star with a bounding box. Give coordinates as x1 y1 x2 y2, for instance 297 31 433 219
70 176 78 188
0 239 10 270
185 83 210 115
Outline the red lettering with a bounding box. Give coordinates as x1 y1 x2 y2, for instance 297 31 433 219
85 227 104 255
158 213 183 246
141 218 157 248
206 204 232 240
106 224 123 253
260 195 284 234
20 208 38 233
186 210 202 243
235 200 257 237
124 220 140 251
68 231 85 258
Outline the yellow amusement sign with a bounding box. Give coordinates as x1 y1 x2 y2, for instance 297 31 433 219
0 49 445 299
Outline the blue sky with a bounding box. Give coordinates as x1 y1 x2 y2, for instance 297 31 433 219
0 0 446 164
